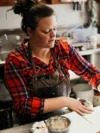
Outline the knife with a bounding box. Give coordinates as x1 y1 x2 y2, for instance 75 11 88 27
77 113 93 125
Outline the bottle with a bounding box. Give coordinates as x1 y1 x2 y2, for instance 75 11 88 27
90 35 97 49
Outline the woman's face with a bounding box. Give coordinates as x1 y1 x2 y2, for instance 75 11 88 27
30 15 57 49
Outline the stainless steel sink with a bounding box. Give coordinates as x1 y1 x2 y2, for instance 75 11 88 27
0 29 24 65
0 28 25 52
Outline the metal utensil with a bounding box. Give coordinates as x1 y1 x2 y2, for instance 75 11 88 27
79 114 93 125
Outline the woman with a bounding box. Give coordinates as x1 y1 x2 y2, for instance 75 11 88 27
4 0 100 124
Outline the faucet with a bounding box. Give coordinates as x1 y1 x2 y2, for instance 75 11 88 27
4 34 8 40
0 34 8 53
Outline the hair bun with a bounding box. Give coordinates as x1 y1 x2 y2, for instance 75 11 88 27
13 0 25 15
13 0 39 15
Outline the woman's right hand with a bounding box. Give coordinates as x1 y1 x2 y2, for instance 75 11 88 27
66 97 93 116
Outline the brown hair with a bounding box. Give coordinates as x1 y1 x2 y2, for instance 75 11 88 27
12 0 55 33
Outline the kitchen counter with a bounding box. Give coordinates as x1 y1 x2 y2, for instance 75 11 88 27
0 123 33 133
63 106 100 133
0 106 100 133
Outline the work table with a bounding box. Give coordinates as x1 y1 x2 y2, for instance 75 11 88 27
0 123 33 133
0 106 100 133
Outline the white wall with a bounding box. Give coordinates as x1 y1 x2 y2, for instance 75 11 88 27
50 4 87 25
0 4 88 29
0 6 21 29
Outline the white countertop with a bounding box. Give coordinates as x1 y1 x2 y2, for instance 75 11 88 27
0 106 100 133
0 123 32 133
63 106 100 133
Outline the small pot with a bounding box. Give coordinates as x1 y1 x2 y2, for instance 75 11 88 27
45 116 71 133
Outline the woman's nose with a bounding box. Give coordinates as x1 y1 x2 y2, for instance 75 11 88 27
50 30 56 37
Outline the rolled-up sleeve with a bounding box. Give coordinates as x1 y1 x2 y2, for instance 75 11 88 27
67 44 100 89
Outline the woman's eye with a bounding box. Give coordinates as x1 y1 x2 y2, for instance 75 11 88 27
42 28 57 34
43 31 49 34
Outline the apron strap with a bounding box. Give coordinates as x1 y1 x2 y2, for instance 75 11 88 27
27 43 37 80
50 48 71 92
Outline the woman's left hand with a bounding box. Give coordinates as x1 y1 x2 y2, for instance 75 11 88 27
65 97 93 116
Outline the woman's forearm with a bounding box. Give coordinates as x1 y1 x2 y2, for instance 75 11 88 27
43 96 93 116
43 96 67 113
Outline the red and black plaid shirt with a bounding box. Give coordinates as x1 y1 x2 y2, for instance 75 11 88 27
4 39 100 118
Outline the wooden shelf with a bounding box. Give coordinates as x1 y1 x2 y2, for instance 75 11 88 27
95 0 100 3
41 0 72 4
0 0 14 6
0 0 72 6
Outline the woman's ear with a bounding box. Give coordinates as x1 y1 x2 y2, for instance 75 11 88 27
27 27 33 38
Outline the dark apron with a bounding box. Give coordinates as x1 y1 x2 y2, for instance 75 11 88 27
32 70 70 98
16 45 71 124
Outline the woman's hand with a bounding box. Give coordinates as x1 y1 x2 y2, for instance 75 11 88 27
66 97 93 116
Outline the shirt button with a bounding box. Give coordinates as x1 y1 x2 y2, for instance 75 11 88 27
52 92 55 95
